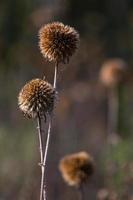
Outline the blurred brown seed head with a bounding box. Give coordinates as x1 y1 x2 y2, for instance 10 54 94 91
18 78 55 119
39 22 79 64
100 58 127 88
59 151 94 187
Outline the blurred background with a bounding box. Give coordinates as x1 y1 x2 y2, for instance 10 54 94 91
0 0 133 199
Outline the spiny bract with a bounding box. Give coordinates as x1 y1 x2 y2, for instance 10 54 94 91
18 78 55 119
39 22 79 64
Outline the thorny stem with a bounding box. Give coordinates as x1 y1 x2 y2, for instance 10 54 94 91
41 62 59 200
36 114 44 200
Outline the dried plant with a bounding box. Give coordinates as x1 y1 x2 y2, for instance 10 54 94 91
18 21 79 200
18 78 55 200
59 151 94 200
39 22 79 64
37 21 79 200
18 78 55 119
100 59 126 88
99 58 127 138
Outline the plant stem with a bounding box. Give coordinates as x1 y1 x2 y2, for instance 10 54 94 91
42 116 52 200
78 185 84 200
53 63 58 89
107 87 119 135
41 63 59 200
36 114 44 200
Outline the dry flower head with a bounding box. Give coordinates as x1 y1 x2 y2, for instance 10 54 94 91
59 151 94 187
18 78 55 119
39 22 79 64
100 58 127 87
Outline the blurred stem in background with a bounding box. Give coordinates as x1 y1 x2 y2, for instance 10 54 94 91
107 87 119 135
99 58 127 138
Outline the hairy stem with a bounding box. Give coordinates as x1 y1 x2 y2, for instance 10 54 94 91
41 63 58 200
78 185 84 200
37 114 44 200
53 63 58 89
42 117 52 200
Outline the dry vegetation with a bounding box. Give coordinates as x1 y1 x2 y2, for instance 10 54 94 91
0 0 133 200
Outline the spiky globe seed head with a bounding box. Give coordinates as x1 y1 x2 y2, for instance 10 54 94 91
100 58 127 88
18 79 55 119
39 22 79 64
59 151 94 187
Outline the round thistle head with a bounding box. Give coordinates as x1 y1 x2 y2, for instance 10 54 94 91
18 78 55 119
59 151 94 187
39 22 79 64
100 58 127 88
